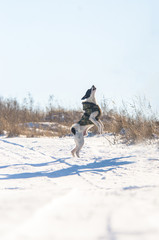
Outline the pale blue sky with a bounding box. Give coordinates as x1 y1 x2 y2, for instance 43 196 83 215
0 0 159 111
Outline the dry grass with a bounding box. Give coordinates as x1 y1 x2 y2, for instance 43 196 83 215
0 96 44 137
0 95 159 142
0 95 81 138
101 97 159 143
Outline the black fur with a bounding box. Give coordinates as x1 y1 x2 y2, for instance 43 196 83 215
81 88 91 100
71 127 76 135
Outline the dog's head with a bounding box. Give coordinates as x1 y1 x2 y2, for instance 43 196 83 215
81 85 96 101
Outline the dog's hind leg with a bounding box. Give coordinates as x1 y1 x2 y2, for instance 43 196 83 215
75 133 84 158
71 125 78 157
72 132 84 158
76 133 84 157
71 124 86 157
71 147 77 157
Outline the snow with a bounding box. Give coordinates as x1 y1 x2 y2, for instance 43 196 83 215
0 134 159 240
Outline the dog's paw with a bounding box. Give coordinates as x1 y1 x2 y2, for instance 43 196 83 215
71 150 76 157
76 153 80 158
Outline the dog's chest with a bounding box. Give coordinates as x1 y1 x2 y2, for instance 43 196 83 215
78 102 101 126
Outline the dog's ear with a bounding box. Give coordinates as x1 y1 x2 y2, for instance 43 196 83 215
81 88 91 100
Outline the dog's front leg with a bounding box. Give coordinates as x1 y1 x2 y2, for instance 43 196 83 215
98 119 104 134
89 111 103 134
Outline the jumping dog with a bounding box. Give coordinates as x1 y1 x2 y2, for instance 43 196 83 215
71 85 103 157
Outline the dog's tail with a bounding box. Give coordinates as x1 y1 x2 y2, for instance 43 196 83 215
71 127 76 135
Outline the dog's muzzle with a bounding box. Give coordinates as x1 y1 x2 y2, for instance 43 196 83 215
92 85 96 91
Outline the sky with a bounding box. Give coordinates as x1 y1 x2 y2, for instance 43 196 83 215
0 0 159 112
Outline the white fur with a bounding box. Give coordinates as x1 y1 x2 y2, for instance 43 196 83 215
71 86 103 158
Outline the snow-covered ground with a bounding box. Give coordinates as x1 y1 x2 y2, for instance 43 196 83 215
0 134 159 240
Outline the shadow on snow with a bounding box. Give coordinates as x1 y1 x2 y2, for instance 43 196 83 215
0 156 134 180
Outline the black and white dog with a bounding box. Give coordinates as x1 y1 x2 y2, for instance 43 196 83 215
71 85 103 157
